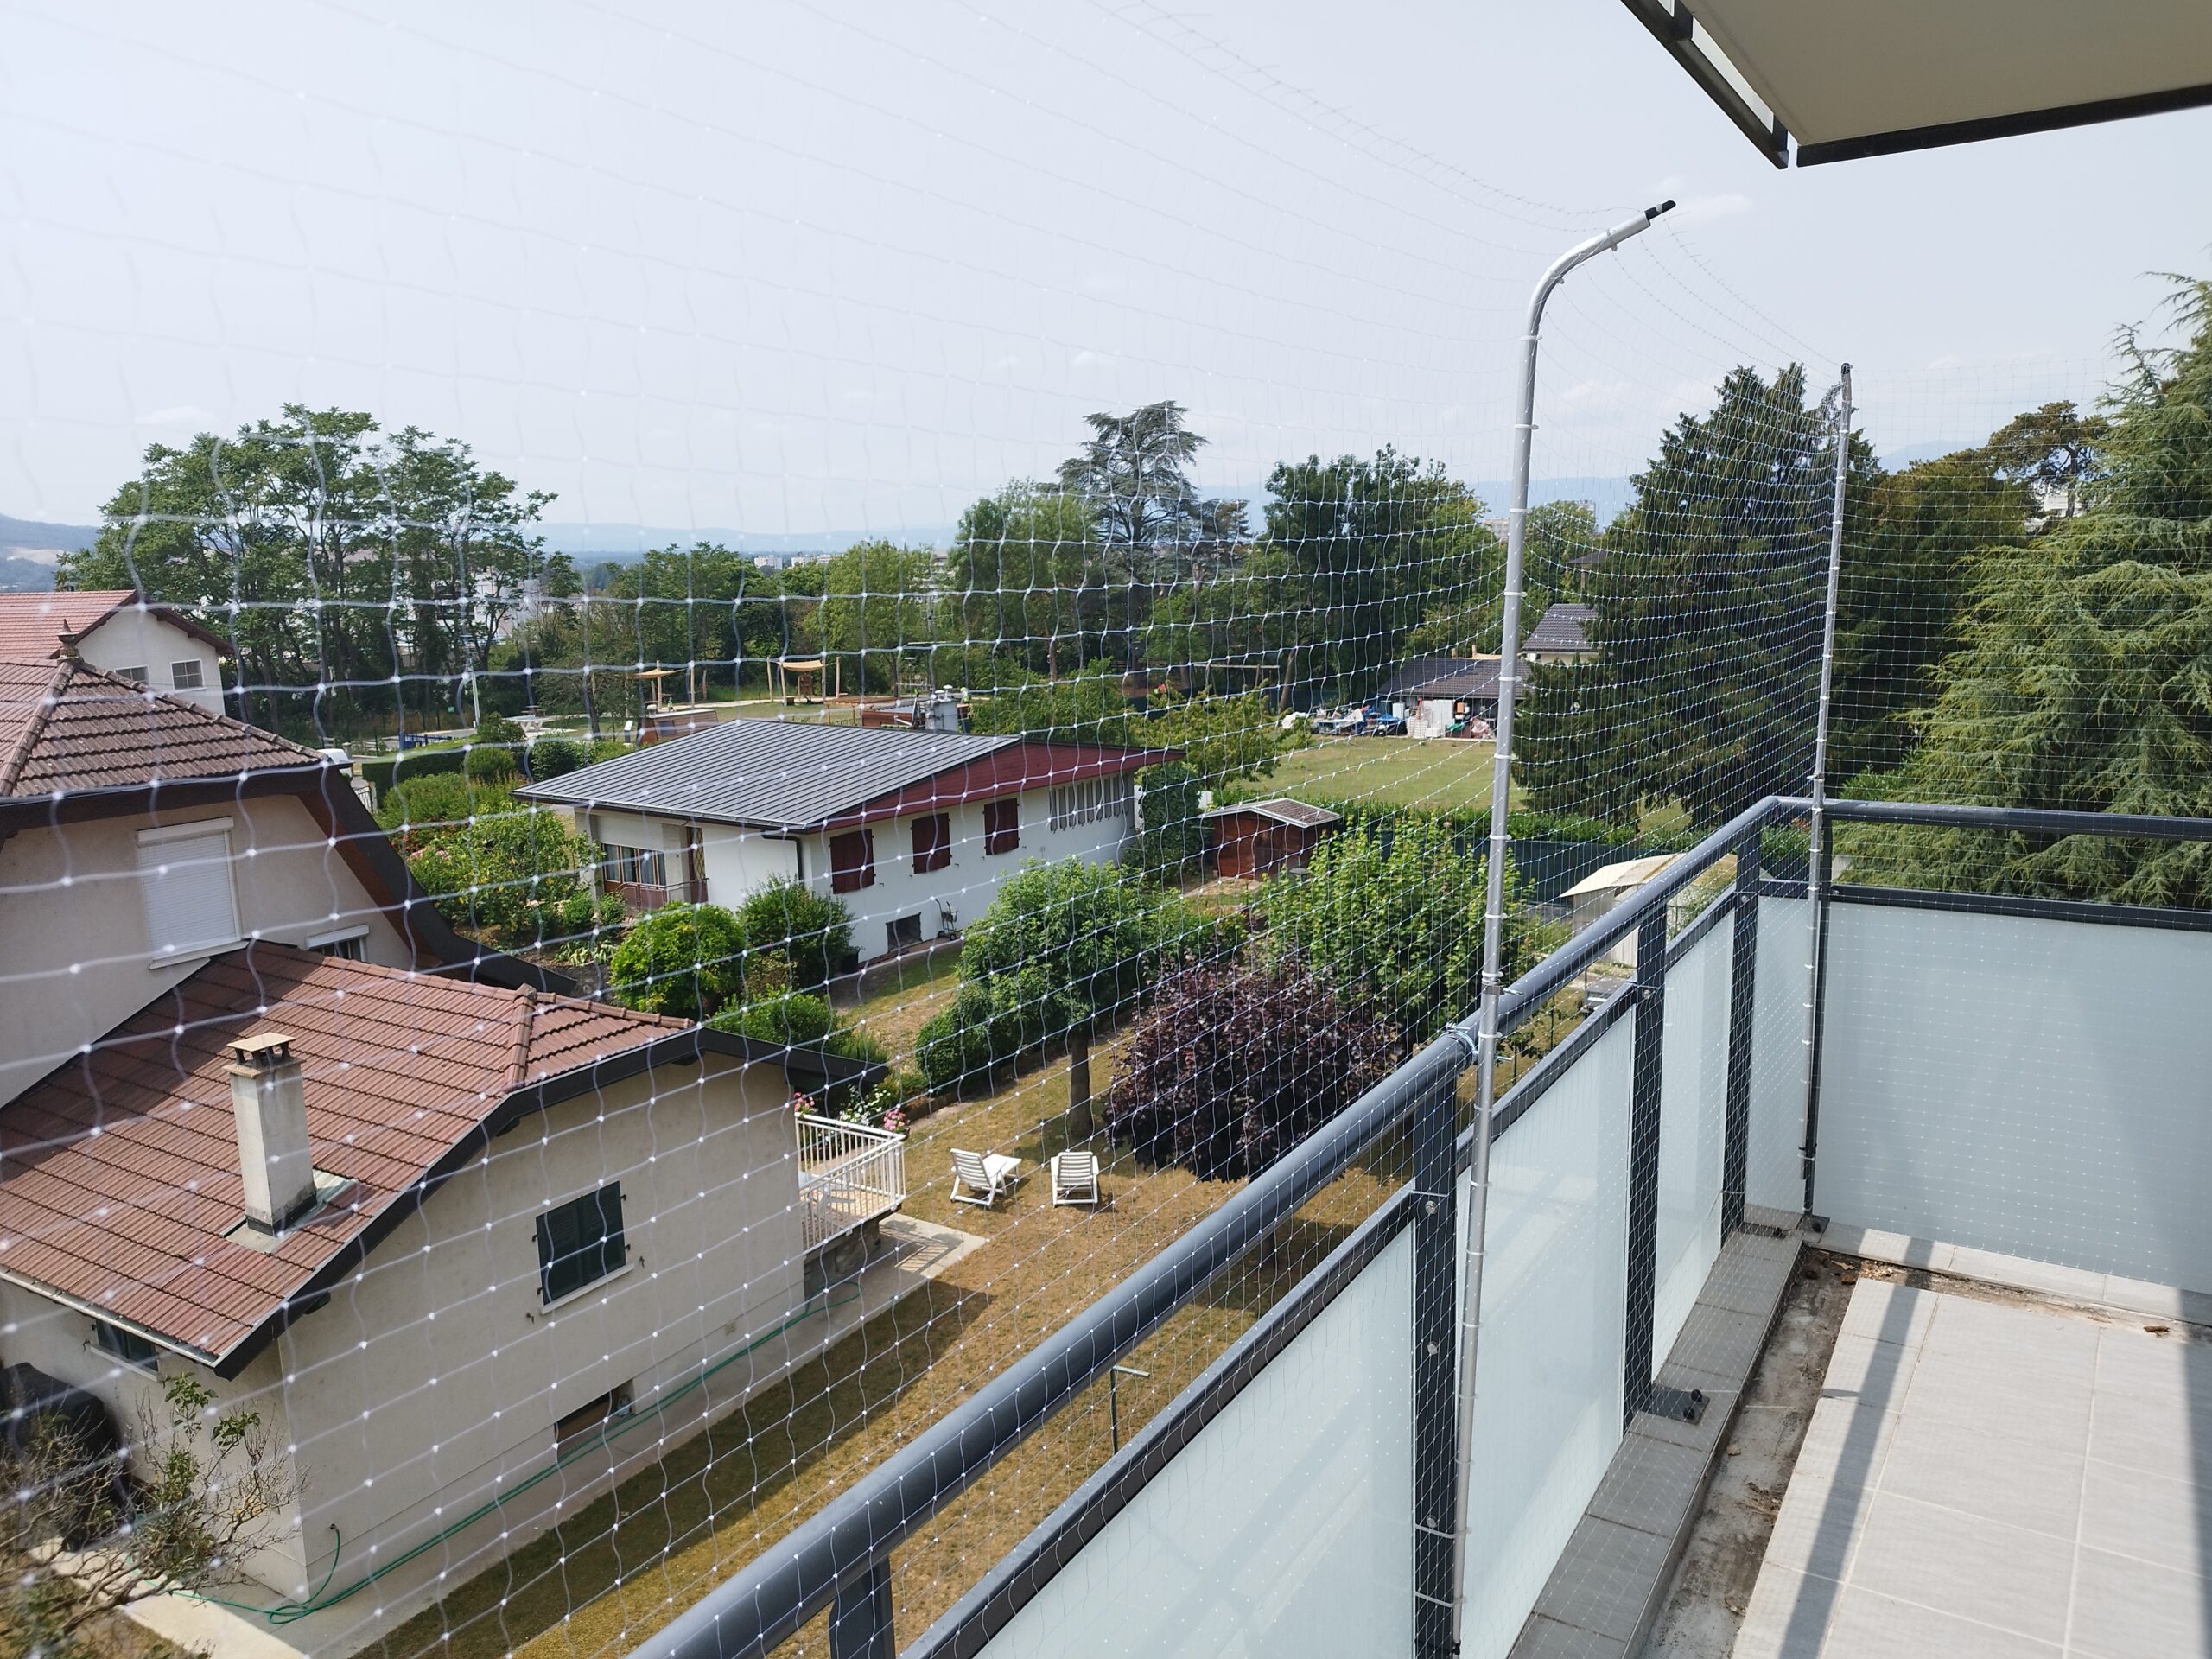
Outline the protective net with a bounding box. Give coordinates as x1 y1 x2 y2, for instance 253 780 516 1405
3 6 2208 1659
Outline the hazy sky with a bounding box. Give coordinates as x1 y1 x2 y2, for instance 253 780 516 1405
2 0 2206 535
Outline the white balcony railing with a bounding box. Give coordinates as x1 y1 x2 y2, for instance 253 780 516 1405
794 1111 907 1252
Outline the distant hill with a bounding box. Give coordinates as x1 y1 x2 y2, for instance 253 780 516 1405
0 556 57 593
0 513 99 555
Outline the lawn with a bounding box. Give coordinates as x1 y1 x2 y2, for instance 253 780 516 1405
1258 735 1506 814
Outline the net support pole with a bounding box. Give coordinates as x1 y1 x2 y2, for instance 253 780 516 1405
1799 364 1852 1217
1449 198 1675 1650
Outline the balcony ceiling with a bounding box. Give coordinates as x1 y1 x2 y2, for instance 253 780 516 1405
1624 0 2212 166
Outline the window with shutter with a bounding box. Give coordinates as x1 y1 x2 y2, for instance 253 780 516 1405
830 829 874 892
984 798 1020 855
911 812 950 873
137 822 242 961
536 1182 626 1303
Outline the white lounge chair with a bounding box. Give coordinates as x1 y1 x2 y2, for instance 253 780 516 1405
1050 1151 1102 1208
950 1147 1023 1208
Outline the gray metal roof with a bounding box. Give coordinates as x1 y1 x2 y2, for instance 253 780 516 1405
1523 603 1596 654
1378 657 1503 702
1201 798 1341 830
516 719 1020 831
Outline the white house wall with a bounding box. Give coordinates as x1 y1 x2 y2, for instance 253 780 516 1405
75 607 226 716
792 789 1133 962
249 1054 809 1624
0 795 414 1108
699 823 800 892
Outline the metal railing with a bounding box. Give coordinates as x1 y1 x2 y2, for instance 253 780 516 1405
634 793 2212 1659
795 1112 907 1252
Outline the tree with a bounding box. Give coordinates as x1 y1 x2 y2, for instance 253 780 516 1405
817 539 936 694
1407 499 1589 656
1126 761 1207 881
405 809 618 950
947 485 1097 674
1829 450 2030 779
734 879 857 990
1260 448 1496 701
1104 957 1395 1180
1847 279 2212 906
1261 815 1548 1047
60 405 558 737
1517 365 1873 828
1982 400 2111 520
608 903 748 1020
2 1372 296 1656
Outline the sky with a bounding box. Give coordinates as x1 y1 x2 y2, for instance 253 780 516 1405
0 0 2206 539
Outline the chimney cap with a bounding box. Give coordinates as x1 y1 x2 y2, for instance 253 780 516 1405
229 1032 296 1068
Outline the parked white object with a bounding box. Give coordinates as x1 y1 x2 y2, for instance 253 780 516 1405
950 1147 1023 1208
1050 1151 1101 1208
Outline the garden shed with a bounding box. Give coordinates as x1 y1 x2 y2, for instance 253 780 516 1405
1203 798 1342 880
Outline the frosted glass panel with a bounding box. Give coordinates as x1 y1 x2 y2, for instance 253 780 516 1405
1459 1009 1635 1659
1818 902 2212 1290
1749 896 1810 1213
1652 922 1731 1369
976 1227 1414 1659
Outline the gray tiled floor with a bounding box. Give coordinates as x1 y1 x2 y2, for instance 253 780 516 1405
1735 1280 2212 1658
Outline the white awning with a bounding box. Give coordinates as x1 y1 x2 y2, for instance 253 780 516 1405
1622 0 2212 166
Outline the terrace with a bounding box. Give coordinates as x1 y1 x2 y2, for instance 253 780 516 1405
632 794 2212 1659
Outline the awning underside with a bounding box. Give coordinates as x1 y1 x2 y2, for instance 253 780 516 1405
1624 0 2212 166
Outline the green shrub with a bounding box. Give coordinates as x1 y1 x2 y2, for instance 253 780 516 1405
1126 761 1207 882
736 879 857 989
464 743 518 783
474 713 525 747
709 990 836 1046
916 860 1243 1093
359 745 467 796
375 770 513 842
524 735 588 780
405 809 618 950
607 903 748 1020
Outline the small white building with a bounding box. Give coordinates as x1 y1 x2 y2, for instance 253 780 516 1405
518 718 1174 963
0 588 231 715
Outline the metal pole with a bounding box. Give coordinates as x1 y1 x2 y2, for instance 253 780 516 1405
1108 1363 1147 1453
1800 365 1852 1215
1452 199 1675 1648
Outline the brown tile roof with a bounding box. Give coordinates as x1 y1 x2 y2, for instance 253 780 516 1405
0 590 138 658
0 658 324 798
0 943 690 1365
0 589 231 658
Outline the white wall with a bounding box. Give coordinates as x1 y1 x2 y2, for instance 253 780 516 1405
790 787 1132 961
75 607 226 715
0 794 414 1107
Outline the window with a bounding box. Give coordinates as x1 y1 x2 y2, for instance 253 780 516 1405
535 1182 626 1303
984 798 1020 855
600 843 668 889
137 819 241 961
92 1319 156 1371
555 1382 634 1447
830 828 875 892
315 933 366 961
911 812 950 873
169 659 205 690
112 664 149 684
1047 775 1134 833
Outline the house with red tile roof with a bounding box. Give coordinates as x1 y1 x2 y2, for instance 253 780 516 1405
0 588 232 715
0 658 892 1637
518 717 1176 962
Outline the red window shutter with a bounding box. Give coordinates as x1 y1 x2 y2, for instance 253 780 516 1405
912 813 950 873
830 829 875 892
984 798 1020 855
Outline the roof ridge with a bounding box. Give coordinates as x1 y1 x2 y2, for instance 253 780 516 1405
0 658 70 796
505 985 537 1088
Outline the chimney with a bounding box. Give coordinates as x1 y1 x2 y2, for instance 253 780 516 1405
228 1033 316 1234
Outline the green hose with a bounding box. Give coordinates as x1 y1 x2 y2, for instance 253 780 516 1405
190 1286 860 1624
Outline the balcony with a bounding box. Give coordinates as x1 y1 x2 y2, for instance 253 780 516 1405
633 795 2212 1659
796 1110 908 1256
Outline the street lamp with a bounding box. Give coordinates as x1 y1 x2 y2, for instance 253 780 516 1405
1453 199 1675 1646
